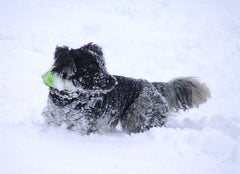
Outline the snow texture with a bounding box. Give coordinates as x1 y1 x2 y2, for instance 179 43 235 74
0 0 240 174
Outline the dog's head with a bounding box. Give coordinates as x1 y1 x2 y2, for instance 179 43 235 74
47 43 116 92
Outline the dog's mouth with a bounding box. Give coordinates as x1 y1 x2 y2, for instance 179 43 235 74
42 67 117 94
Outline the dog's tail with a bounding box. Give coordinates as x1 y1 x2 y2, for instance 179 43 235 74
152 77 211 112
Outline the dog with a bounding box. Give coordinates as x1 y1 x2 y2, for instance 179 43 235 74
42 43 211 134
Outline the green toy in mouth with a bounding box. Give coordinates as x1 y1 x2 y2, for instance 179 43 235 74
42 65 114 93
42 66 56 87
42 66 80 92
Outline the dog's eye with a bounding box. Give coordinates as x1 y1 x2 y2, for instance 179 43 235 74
89 64 98 70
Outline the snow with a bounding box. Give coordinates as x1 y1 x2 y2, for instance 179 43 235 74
0 0 240 173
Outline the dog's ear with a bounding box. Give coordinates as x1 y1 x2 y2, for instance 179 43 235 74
54 46 70 60
81 42 103 57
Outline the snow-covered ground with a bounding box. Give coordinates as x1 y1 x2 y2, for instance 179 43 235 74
0 0 240 173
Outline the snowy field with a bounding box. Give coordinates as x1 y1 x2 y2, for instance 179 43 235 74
0 0 240 173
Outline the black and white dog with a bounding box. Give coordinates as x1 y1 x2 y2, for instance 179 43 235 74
42 43 210 134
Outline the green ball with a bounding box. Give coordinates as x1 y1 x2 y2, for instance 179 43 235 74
42 66 56 87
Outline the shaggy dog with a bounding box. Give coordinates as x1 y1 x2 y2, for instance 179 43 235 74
42 43 210 134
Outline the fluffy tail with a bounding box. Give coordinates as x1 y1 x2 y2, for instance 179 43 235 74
152 77 211 112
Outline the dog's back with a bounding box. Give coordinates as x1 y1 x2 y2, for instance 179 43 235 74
115 77 210 133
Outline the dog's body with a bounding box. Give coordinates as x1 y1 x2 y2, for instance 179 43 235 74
42 43 210 134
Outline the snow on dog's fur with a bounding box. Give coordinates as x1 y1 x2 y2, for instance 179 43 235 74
42 43 211 134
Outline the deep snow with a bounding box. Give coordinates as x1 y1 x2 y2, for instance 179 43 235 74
0 0 240 173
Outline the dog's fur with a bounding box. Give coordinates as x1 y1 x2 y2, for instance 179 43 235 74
42 43 210 134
